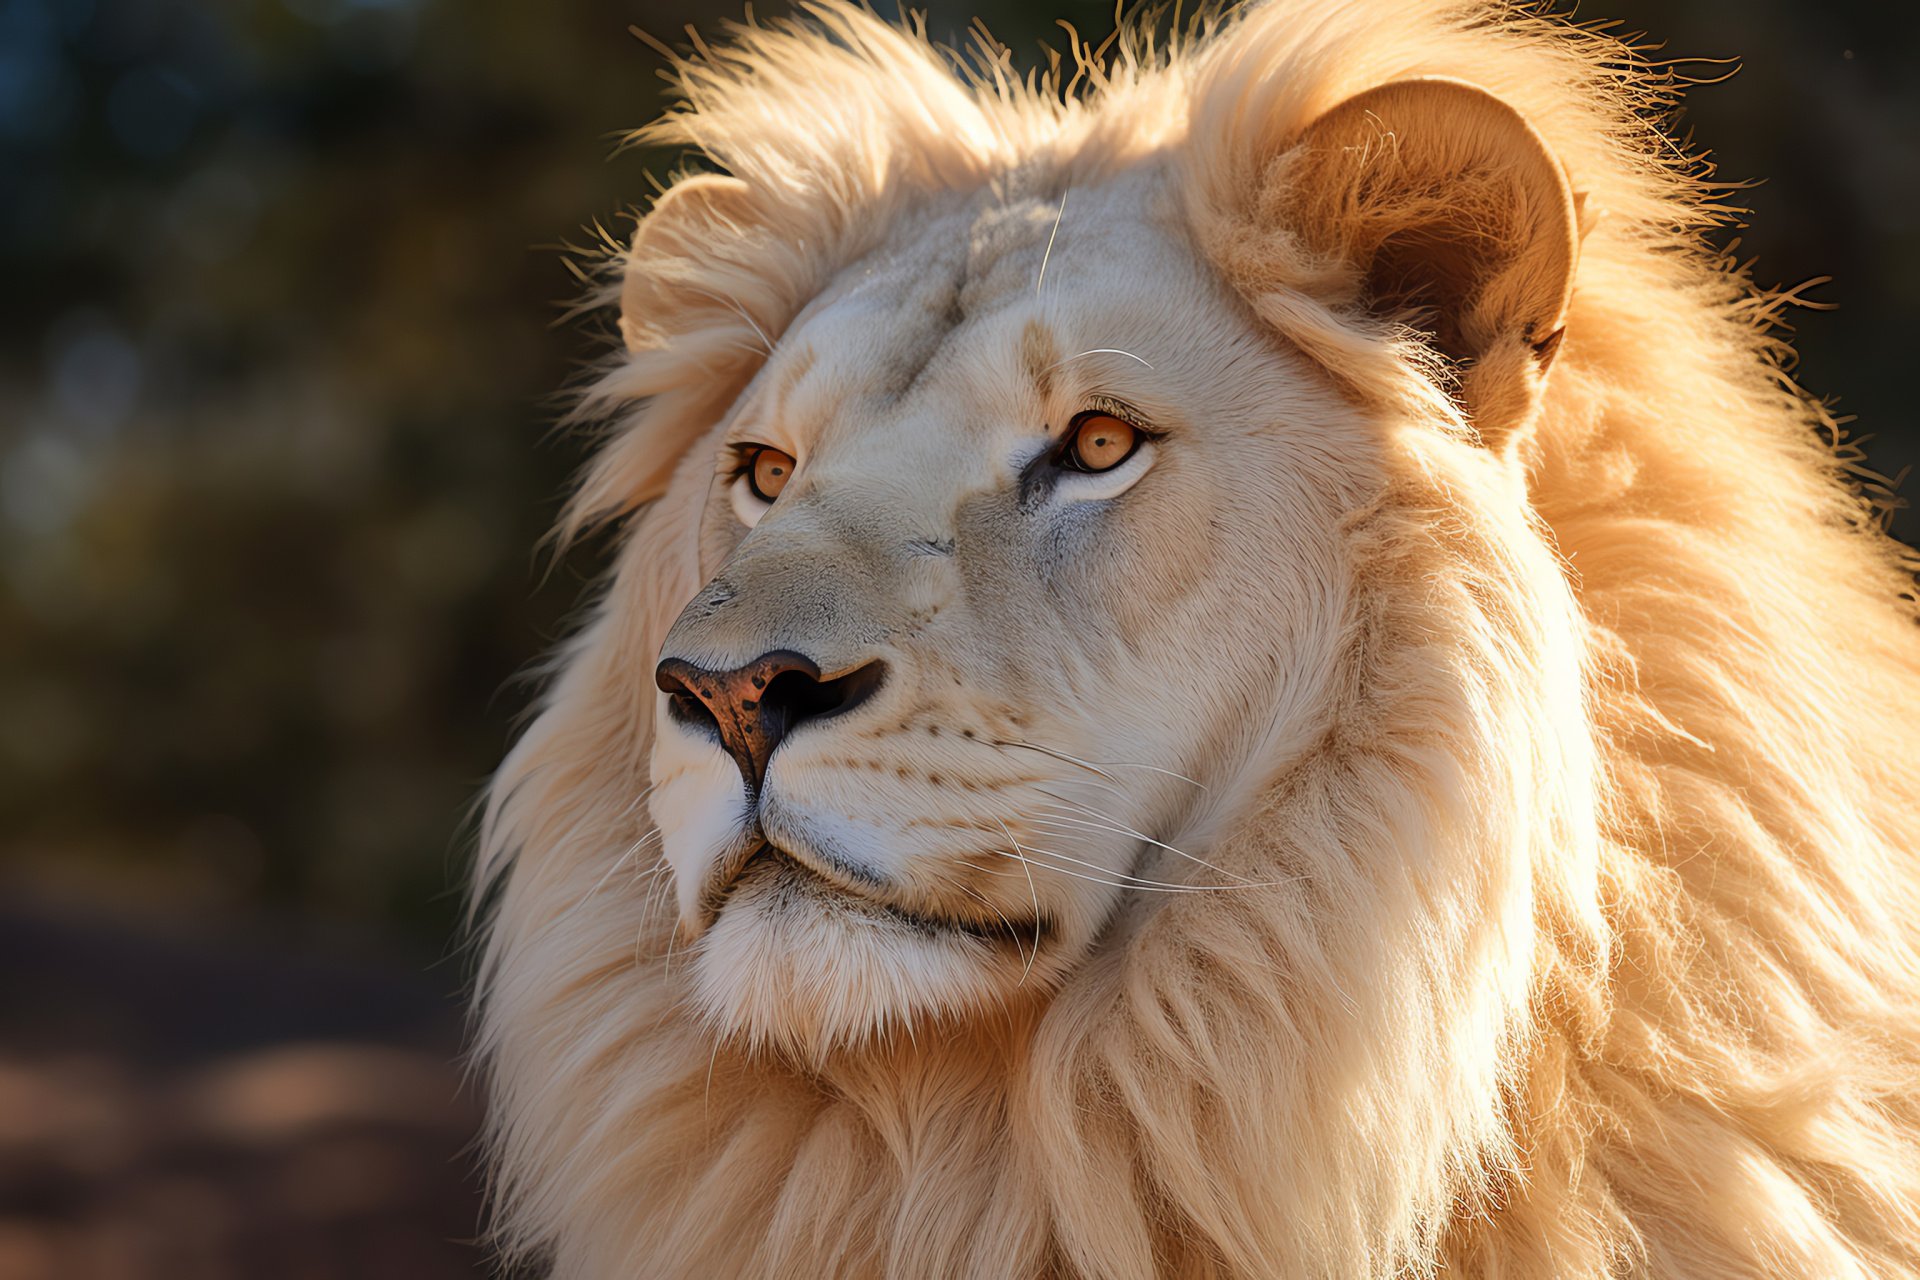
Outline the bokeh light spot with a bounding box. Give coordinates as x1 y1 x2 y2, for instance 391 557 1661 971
49 318 142 434
1 433 90 536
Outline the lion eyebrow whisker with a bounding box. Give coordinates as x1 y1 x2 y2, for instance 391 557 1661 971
1038 348 1155 375
1035 188 1068 296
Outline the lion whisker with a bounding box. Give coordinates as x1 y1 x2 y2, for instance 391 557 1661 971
1099 760 1206 790
946 878 1037 973
638 857 678 933
1034 188 1067 296
611 783 659 823
997 740 1206 790
988 846 1235 894
587 823 663 899
1023 804 1259 886
993 816 1044 982
1039 347 1154 374
983 848 1158 893
993 738 1118 783
1009 822 1299 893
995 838 1220 893
1018 772 1137 810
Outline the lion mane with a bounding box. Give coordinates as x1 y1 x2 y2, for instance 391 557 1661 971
469 2 1920 1276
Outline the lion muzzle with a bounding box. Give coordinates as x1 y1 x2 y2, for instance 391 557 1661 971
655 650 887 796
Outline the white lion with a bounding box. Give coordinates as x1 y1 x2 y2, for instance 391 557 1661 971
469 2 1920 1275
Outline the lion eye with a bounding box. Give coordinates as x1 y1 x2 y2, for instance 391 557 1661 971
1062 413 1139 473
748 447 796 502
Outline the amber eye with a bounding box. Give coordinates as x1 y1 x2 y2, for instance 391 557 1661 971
747 447 796 502
1062 412 1140 473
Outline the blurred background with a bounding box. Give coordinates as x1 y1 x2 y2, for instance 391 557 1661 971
0 0 1912 1275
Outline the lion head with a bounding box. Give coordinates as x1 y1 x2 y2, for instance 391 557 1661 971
471 4 1920 1277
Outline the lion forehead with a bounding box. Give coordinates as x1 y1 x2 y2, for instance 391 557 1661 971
759 168 1185 422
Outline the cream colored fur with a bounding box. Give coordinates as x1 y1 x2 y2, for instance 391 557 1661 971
469 2 1920 1276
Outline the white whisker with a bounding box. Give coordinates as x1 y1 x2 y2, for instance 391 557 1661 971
586 824 661 899
1009 814 1301 893
1024 804 1257 885
1098 759 1207 790
612 784 658 823
994 738 1117 783
1035 189 1067 296
994 816 1043 983
949 880 1035 971
1005 838 1216 892
1022 773 1135 806
1039 348 1154 374
987 846 1213 894
995 738 1204 790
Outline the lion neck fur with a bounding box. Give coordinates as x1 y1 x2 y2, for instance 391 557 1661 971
472 3 1920 1276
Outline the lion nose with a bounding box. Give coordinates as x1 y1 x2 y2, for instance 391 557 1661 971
655 650 886 795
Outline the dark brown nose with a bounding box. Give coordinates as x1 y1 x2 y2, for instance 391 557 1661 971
655 651 885 795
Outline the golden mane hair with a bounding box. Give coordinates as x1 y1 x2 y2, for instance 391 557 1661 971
470 2 1920 1275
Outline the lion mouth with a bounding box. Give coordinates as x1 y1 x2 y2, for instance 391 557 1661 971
723 840 1050 949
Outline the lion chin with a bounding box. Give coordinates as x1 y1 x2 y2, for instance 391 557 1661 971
469 3 1920 1278
687 849 1047 1060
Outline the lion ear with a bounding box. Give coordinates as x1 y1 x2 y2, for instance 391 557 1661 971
1284 78 1579 447
562 173 789 528
619 173 765 354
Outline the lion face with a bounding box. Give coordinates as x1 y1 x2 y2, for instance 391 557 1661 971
649 170 1369 1054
